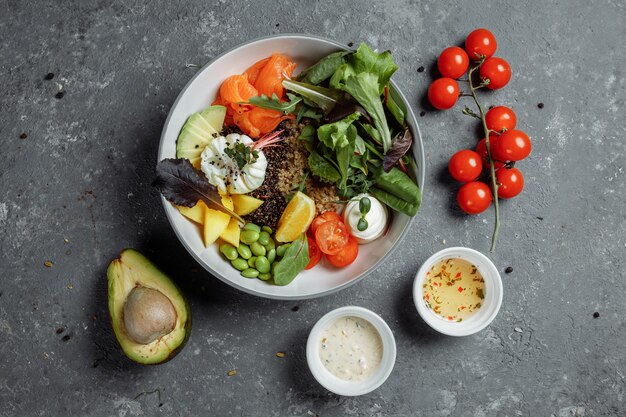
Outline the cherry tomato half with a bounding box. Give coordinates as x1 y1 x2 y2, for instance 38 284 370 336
428 78 459 110
496 167 524 199
495 129 532 161
480 57 511 90
465 28 497 60
305 236 322 270
448 149 483 182
485 106 517 133
457 181 493 214
315 220 349 255
437 46 470 79
476 136 507 169
326 235 359 268
310 211 342 235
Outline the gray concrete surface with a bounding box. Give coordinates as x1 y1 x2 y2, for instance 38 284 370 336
1 0 625 416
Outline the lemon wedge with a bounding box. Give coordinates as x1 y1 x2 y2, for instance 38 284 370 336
275 192 316 243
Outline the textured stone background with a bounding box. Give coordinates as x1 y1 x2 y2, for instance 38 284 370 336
1 0 624 416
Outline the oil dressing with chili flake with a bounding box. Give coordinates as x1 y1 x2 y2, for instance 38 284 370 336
422 258 485 322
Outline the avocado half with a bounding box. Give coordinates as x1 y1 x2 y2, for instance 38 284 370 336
107 249 191 365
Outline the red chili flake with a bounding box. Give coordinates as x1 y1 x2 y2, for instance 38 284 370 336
426 272 430 275
447 316 454 320
457 286 463 293
460 306 466 310
425 294 430 300
455 272 461 278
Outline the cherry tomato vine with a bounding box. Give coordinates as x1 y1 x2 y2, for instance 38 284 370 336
429 28 533 252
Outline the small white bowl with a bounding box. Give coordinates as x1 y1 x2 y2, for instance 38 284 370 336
306 306 396 396
412 247 503 336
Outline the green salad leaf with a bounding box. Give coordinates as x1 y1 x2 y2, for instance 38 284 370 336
350 44 398 94
317 112 360 150
308 151 341 183
272 234 309 286
343 72 392 152
298 51 350 85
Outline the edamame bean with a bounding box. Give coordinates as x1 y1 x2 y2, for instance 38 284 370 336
255 256 270 273
248 256 257 268
258 272 272 281
267 248 276 263
250 241 266 257
240 230 260 245
220 243 238 260
264 238 275 251
276 243 290 258
241 268 259 278
243 223 261 233
258 231 271 246
237 244 252 259
231 258 248 271
261 226 272 234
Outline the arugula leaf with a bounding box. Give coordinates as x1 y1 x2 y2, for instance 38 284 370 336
308 151 341 183
343 72 392 153
298 51 350 85
282 79 341 114
273 234 309 286
350 43 398 94
317 112 360 150
296 104 323 122
153 158 243 222
248 93 302 114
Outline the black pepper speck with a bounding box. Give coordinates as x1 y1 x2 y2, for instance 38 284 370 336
593 312 600 318
417 66 425 73
55 91 65 99
20 133 28 139
62 335 71 342
505 266 513 274
291 306 299 312
420 111 426 117
44 72 54 80
537 102 544 109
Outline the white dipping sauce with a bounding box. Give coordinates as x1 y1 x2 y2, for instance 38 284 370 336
319 316 383 381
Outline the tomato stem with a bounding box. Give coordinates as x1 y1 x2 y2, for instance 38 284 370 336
467 61 500 252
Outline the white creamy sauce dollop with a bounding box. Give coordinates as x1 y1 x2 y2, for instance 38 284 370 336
319 316 383 381
343 193 388 244
200 133 267 195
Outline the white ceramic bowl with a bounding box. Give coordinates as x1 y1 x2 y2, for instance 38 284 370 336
158 34 425 300
306 306 396 396
412 247 503 336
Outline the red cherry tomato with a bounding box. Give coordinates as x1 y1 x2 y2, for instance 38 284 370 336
496 167 524 199
480 57 511 90
326 235 359 268
315 220 349 255
448 149 483 182
305 236 322 270
465 28 497 60
485 106 517 132
495 129 532 161
428 78 459 110
310 211 342 235
476 136 507 169
437 46 470 79
457 181 493 214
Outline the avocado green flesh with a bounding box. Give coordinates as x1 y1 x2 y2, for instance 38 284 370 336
175 105 227 163
107 249 191 365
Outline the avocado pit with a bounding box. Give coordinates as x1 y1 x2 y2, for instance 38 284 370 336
123 286 177 344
